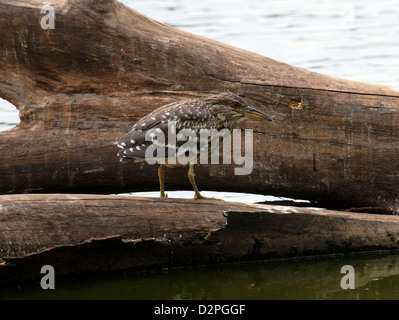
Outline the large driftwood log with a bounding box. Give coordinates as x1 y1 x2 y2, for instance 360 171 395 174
0 0 398 212
2 194 399 285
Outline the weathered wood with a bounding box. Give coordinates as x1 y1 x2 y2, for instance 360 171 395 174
1 194 399 285
0 194 247 258
0 0 398 212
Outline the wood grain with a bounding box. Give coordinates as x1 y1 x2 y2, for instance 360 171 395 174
2 194 399 285
0 0 398 213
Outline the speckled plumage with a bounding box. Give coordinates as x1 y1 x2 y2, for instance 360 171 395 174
117 92 250 164
117 92 271 199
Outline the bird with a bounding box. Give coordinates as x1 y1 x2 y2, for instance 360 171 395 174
117 92 272 199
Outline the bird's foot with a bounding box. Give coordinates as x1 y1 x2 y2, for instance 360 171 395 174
194 193 222 201
160 192 168 199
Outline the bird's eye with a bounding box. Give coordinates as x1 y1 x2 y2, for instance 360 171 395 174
232 102 240 109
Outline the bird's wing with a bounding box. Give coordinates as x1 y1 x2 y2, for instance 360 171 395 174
117 100 213 162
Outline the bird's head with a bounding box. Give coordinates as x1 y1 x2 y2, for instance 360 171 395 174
207 92 272 124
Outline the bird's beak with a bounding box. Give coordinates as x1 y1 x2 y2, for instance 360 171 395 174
241 106 273 121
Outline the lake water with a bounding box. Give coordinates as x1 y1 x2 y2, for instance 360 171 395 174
2 252 399 300
1 0 399 300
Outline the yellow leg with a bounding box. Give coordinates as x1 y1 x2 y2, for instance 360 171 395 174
158 164 168 198
187 164 220 200
187 165 204 199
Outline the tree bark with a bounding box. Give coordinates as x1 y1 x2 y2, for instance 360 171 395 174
0 0 398 214
2 194 399 285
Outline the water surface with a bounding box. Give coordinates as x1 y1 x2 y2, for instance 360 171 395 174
1 252 399 300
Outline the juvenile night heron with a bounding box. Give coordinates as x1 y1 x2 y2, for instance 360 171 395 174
117 92 272 199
